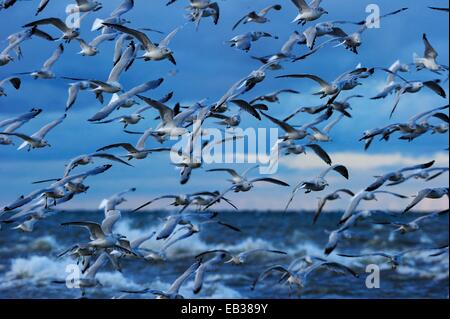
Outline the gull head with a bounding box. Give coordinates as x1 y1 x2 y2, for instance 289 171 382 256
317 7 328 15
0 54 14 66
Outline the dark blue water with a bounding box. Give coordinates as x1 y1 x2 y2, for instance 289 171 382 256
0 211 448 299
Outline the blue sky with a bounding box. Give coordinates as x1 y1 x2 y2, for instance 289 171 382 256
0 0 448 211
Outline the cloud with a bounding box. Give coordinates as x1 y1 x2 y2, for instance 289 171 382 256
280 151 449 171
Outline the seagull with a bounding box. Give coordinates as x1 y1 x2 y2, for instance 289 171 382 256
63 153 133 177
184 1 220 30
2 164 112 212
302 21 348 49
1 113 66 151
0 77 21 97
261 109 332 141
23 18 79 42
232 4 282 30
2 193 75 232
195 249 287 265
272 140 332 165
92 0 134 34
428 6 449 12
104 23 181 65
99 188 136 213
309 113 345 142
313 189 355 224
252 259 358 295
413 33 448 73
284 164 349 212
372 71 446 118
403 187 449 213
161 218 240 253
227 32 276 52
193 253 229 294
1 27 55 66
16 44 64 79
331 8 408 54
63 41 137 102
155 212 239 240
365 161 436 191
66 0 103 14
338 248 428 270
290 0 328 25
88 78 164 122
96 128 171 160
250 89 300 104
59 252 112 297
93 92 174 127
386 167 449 186
214 62 277 109
132 191 236 213
65 81 97 111
209 99 263 127
251 31 305 69
76 33 116 56
121 260 201 299
1 108 43 144
360 106 449 148
277 67 374 99
62 210 131 252
339 190 408 224
136 95 192 138
378 209 449 234
203 166 290 210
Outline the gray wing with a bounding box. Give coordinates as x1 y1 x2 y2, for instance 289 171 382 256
108 42 135 82
110 0 134 18
23 18 69 32
42 44 63 70
399 160 435 173
250 177 290 186
34 113 66 139
404 189 433 213
422 33 438 59
130 232 156 249
101 210 121 235
423 81 446 98
62 221 104 240
291 0 310 11
276 74 330 88
168 260 201 294
319 164 349 179
206 168 240 178
159 26 181 48
103 23 155 50
138 95 174 125
260 111 297 133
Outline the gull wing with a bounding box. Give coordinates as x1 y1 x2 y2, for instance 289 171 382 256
103 23 156 50
101 210 121 235
159 26 181 48
319 164 349 179
138 95 174 125
34 113 66 139
62 221 105 240
42 44 64 70
403 188 433 213
260 111 297 134
23 18 70 33
168 260 201 294
110 0 134 18
422 33 438 59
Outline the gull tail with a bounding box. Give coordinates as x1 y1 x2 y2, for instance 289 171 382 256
17 141 28 150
